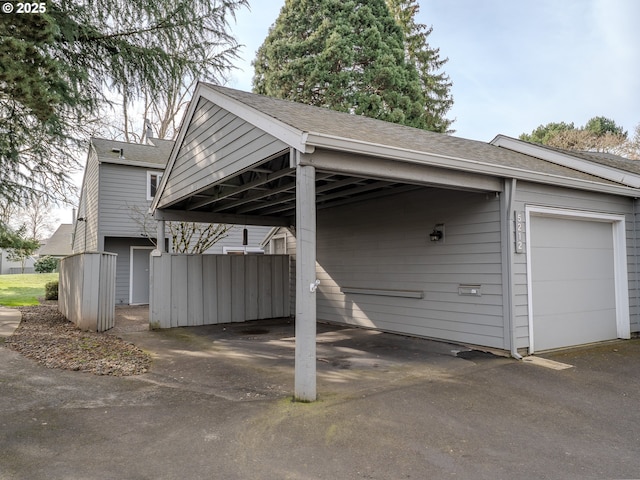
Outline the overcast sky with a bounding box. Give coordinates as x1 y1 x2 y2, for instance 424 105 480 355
227 0 640 142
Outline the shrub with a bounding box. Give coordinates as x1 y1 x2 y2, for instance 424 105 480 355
45 280 58 300
35 255 59 273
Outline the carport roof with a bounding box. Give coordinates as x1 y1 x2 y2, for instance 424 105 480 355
197 84 633 188
151 84 639 222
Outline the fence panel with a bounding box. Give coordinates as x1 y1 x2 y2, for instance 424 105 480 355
149 253 290 329
59 252 117 332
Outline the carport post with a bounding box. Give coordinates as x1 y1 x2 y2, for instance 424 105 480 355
295 162 317 402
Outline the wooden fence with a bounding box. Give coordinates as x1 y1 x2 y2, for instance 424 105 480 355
59 252 116 332
150 253 290 328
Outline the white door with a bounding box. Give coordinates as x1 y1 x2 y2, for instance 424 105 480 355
528 214 620 351
130 247 153 305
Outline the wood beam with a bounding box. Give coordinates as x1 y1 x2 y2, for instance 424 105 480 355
154 208 289 227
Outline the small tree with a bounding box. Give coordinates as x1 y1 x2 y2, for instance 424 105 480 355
5 226 40 273
128 204 230 254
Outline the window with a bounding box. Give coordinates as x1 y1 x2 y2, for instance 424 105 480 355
147 171 163 200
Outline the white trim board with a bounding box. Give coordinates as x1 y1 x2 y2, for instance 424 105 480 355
524 206 630 353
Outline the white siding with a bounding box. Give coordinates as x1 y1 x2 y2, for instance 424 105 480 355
513 181 638 345
160 98 289 207
315 188 505 348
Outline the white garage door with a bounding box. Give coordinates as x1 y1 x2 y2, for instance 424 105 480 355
529 215 618 351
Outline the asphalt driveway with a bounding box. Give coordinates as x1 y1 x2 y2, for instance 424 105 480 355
1 306 639 479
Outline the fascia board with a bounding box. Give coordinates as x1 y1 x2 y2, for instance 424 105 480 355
304 132 640 198
491 135 640 188
97 158 166 170
150 83 206 213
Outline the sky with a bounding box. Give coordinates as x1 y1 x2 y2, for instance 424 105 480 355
226 0 639 142
54 0 640 225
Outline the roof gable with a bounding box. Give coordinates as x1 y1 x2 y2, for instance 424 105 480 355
153 83 640 212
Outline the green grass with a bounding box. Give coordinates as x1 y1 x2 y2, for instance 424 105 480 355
0 273 59 307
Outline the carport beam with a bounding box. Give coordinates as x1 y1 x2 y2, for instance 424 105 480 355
295 162 317 402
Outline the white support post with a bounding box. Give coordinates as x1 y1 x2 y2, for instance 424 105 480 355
295 162 317 402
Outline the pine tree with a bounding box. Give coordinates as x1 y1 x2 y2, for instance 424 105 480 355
252 0 429 130
385 0 453 133
0 0 246 206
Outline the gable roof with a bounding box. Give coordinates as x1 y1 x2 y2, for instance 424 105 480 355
153 83 640 214
39 224 73 257
91 137 174 169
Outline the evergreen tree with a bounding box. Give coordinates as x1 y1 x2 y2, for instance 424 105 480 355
0 0 246 207
252 0 429 130
385 0 453 133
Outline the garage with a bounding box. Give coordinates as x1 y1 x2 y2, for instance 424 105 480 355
527 207 630 352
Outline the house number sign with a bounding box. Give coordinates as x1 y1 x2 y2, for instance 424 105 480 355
515 211 525 253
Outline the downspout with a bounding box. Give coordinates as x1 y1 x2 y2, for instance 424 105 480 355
502 178 523 360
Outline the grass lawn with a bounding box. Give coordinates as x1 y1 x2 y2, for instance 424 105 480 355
0 273 59 307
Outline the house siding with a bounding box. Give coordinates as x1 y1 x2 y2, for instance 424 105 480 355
315 188 505 348
512 181 639 345
73 148 100 252
160 98 289 207
99 163 155 242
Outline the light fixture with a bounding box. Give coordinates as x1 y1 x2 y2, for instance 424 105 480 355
430 224 444 242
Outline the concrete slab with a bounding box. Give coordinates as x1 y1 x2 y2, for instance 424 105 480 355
1 306 639 479
0 307 21 338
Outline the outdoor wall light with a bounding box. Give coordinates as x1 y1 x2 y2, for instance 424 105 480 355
430 224 444 242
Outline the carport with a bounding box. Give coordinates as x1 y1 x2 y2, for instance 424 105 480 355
151 83 638 401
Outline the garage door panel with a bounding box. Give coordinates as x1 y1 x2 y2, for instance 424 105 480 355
532 248 614 281
531 217 612 247
534 309 618 351
532 279 615 315
530 215 617 351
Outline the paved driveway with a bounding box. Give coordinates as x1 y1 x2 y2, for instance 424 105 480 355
1 306 639 479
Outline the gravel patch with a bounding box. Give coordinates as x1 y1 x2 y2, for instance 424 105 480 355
5 305 151 376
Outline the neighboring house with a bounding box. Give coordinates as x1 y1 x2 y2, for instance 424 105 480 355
0 249 36 274
73 137 270 305
38 224 74 259
151 83 640 360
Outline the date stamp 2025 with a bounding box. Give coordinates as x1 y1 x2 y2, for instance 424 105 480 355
2 2 47 14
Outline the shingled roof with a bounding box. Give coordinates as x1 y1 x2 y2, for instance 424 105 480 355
91 137 174 167
202 84 627 188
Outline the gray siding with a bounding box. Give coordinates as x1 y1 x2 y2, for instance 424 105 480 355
104 237 155 305
160 98 288 207
513 181 638 343
201 225 272 253
73 149 100 252
315 188 505 348
99 163 155 242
